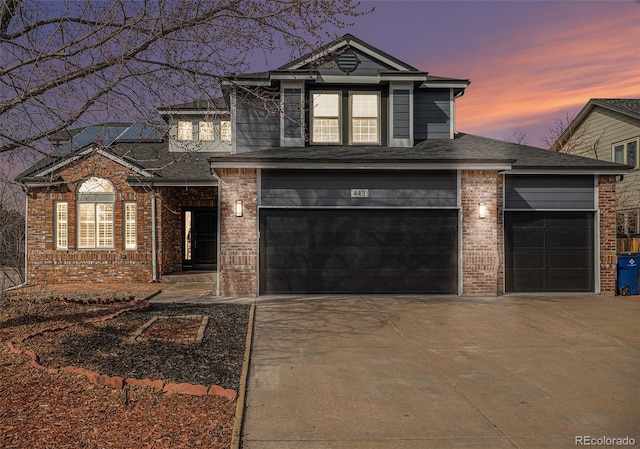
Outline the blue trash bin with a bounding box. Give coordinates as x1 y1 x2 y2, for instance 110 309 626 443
617 253 640 296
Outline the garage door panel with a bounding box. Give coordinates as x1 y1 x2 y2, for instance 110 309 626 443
505 211 594 293
260 209 458 294
313 251 359 269
264 250 309 269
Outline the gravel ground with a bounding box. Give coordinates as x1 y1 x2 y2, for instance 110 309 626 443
21 303 250 390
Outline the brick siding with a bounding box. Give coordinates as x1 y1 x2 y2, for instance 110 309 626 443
461 170 501 295
598 175 617 295
26 153 153 284
217 168 258 295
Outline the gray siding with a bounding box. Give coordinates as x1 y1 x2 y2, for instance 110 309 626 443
235 94 280 153
414 90 450 140
283 89 302 139
261 170 457 207
393 90 410 139
505 175 595 210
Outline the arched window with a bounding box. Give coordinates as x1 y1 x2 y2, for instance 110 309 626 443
77 177 115 248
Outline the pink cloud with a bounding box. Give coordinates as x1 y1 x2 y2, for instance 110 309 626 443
429 3 640 144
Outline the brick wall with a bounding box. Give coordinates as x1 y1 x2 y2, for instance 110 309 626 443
26 153 153 284
598 175 617 295
218 168 258 295
461 170 501 295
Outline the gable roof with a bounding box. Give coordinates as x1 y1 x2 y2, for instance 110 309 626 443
278 33 419 72
556 98 640 146
209 133 630 174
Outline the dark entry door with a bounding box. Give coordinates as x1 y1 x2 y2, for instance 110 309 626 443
504 211 594 292
184 208 217 270
260 209 458 294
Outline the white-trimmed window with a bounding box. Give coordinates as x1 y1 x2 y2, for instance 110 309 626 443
350 92 380 144
613 138 638 168
55 202 68 250
177 120 193 140
199 121 215 141
220 120 232 142
77 177 115 249
124 202 137 250
311 92 341 144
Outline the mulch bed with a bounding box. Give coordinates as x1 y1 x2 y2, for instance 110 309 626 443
0 288 249 449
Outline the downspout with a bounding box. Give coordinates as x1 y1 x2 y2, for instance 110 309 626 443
151 189 158 282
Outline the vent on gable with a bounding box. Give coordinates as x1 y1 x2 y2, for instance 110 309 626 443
337 50 361 75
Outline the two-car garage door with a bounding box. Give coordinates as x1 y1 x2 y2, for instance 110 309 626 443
258 170 458 294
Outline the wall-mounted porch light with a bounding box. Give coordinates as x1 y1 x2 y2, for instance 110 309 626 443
478 203 487 219
235 200 244 217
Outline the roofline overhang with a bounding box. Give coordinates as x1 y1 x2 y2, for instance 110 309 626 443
210 160 515 171
503 168 630 175
420 81 470 89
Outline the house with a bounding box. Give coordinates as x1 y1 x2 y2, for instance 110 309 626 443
17 34 630 296
553 98 640 252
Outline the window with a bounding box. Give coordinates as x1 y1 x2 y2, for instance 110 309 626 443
613 138 638 168
312 93 341 143
220 120 232 142
351 93 380 144
199 121 215 141
77 177 115 249
124 202 137 250
55 202 68 250
177 121 193 140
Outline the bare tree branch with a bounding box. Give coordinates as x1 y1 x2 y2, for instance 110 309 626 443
0 0 368 155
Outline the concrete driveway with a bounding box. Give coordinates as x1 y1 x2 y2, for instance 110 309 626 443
241 295 640 449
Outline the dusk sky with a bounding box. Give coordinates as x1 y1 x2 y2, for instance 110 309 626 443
258 0 640 148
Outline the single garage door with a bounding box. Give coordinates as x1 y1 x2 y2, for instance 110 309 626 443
260 209 458 294
505 211 595 292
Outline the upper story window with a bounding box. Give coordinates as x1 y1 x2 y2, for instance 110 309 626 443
613 138 638 168
199 121 215 141
177 121 193 140
77 177 115 249
220 120 232 142
350 93 380 144
311 92 341 144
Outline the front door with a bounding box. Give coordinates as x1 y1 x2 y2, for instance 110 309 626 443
184 208 217 270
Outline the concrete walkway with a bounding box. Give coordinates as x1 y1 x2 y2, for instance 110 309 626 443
241 295 640 449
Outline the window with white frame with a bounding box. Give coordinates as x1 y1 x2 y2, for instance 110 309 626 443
312 92 341 143
77 177 115 249
177 120 193 140
220 120 232 142
350 93 380 144
55 202 68 250
613 138 638 168
124 202 137 250
199 121 215 141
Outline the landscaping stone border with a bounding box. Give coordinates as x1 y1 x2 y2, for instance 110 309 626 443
6 297 238 400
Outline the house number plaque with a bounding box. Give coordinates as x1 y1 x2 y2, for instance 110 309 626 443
351 189 369 198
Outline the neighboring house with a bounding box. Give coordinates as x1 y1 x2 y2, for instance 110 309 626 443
17 34 629 296
553 99 640 252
